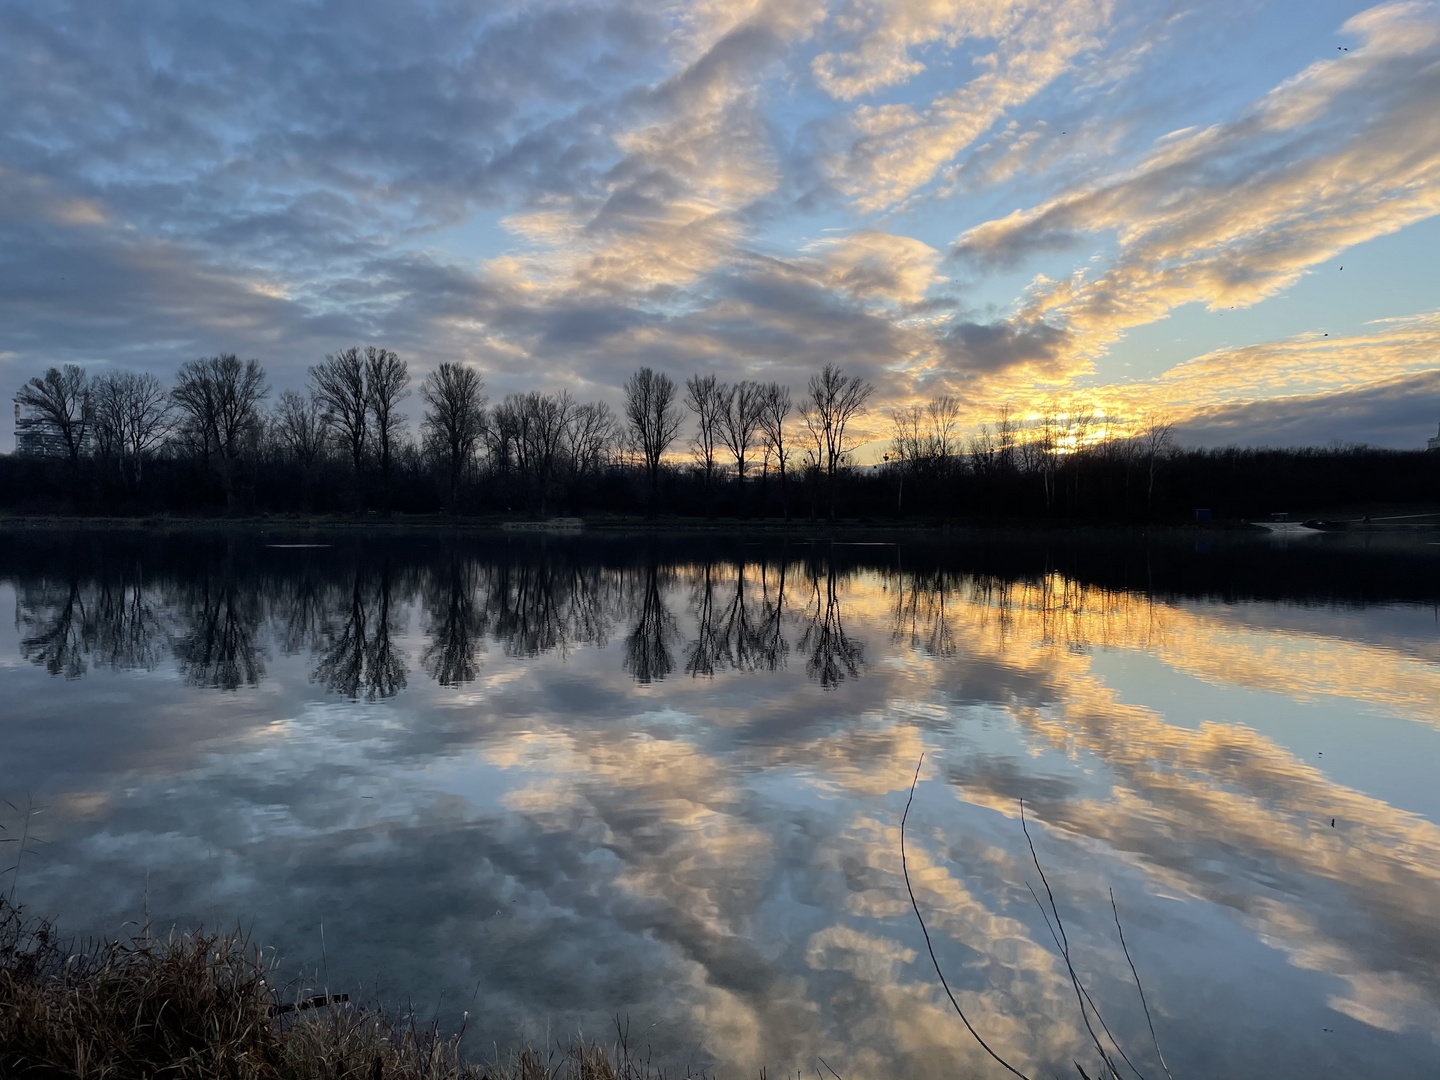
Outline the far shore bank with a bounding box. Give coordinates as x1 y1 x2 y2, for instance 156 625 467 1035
0 508 1436 536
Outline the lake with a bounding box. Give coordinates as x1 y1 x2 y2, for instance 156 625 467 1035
2 527 1438 1078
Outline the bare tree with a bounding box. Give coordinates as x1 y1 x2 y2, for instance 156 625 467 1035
1068 405 1097 510
757 431 775 507
92 371 172 495
272 389 326 469
720 379 764 498
926 394 962 467
171 354 269 510
492 391 574 514
15 365 92 505
886 393 963 515
968 423 997 477
1029 406 1061 509
122 372 172 487
365 345 409 514
685 373 726 509
623 367 684 514
518 390 574 515
888 404 925 515
799 363 874 519
996 402 1018 474
1140 412 1176 512
310 347 369 498
485 395 521 482
758 382 793 517
563 400 619 501
420 362 487 514
90 378 124 476
272 389 327 505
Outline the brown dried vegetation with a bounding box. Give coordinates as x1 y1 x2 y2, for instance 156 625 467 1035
0 900 698 1080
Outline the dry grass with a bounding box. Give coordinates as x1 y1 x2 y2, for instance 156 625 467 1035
0 899 703 1080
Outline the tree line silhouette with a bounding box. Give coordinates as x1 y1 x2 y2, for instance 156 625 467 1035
7 352 1438 520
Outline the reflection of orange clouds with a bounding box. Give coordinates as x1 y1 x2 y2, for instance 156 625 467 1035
814 810 1086 1072
866 567 1440 1037
1005 704 1440 1037
473 568 1102 1075
879 570 1440 725
800 724 935 798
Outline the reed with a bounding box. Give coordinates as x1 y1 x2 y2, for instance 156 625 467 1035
0 899 700 1080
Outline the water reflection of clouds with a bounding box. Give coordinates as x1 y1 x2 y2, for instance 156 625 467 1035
3 537 1440 1077
875 571 1440 726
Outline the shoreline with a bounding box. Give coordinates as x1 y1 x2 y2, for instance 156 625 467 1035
0 510 1435 535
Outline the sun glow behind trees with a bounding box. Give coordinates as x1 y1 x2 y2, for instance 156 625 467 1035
9 351 1429 521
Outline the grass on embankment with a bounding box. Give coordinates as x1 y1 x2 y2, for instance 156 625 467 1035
0 900 699 1080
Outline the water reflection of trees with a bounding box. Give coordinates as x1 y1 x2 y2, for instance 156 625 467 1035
11 550 865 692
684 561 790 677
420 557 487 687
11 542 1208 695
685 564 725 678
171 570 266 690
891 569 956 658
18 573 168 678
312 563 408 700
885 570 1171 657
484 558 614 660
273 567 330 657
19 579 92 679
800 563 863 689
624 560 677 684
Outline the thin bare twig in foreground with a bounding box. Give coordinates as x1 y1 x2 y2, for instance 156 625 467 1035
1111 890 1172 1080
901 754 1032 1080
1020 800 1122 1080
1024 879 1146 1080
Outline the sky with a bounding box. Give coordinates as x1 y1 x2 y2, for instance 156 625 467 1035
1 0 1438 453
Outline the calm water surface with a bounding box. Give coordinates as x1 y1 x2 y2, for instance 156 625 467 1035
3 529 1439 1078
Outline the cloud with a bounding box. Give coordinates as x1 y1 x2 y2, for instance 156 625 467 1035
805 229 944 307
1155 312 1440 405
1172 369 1440 449
0 1 667 253
1064 311 1440 445
955 2 1440 362
938 316 1071 376
822 0 1111 211
1 0 1438 455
